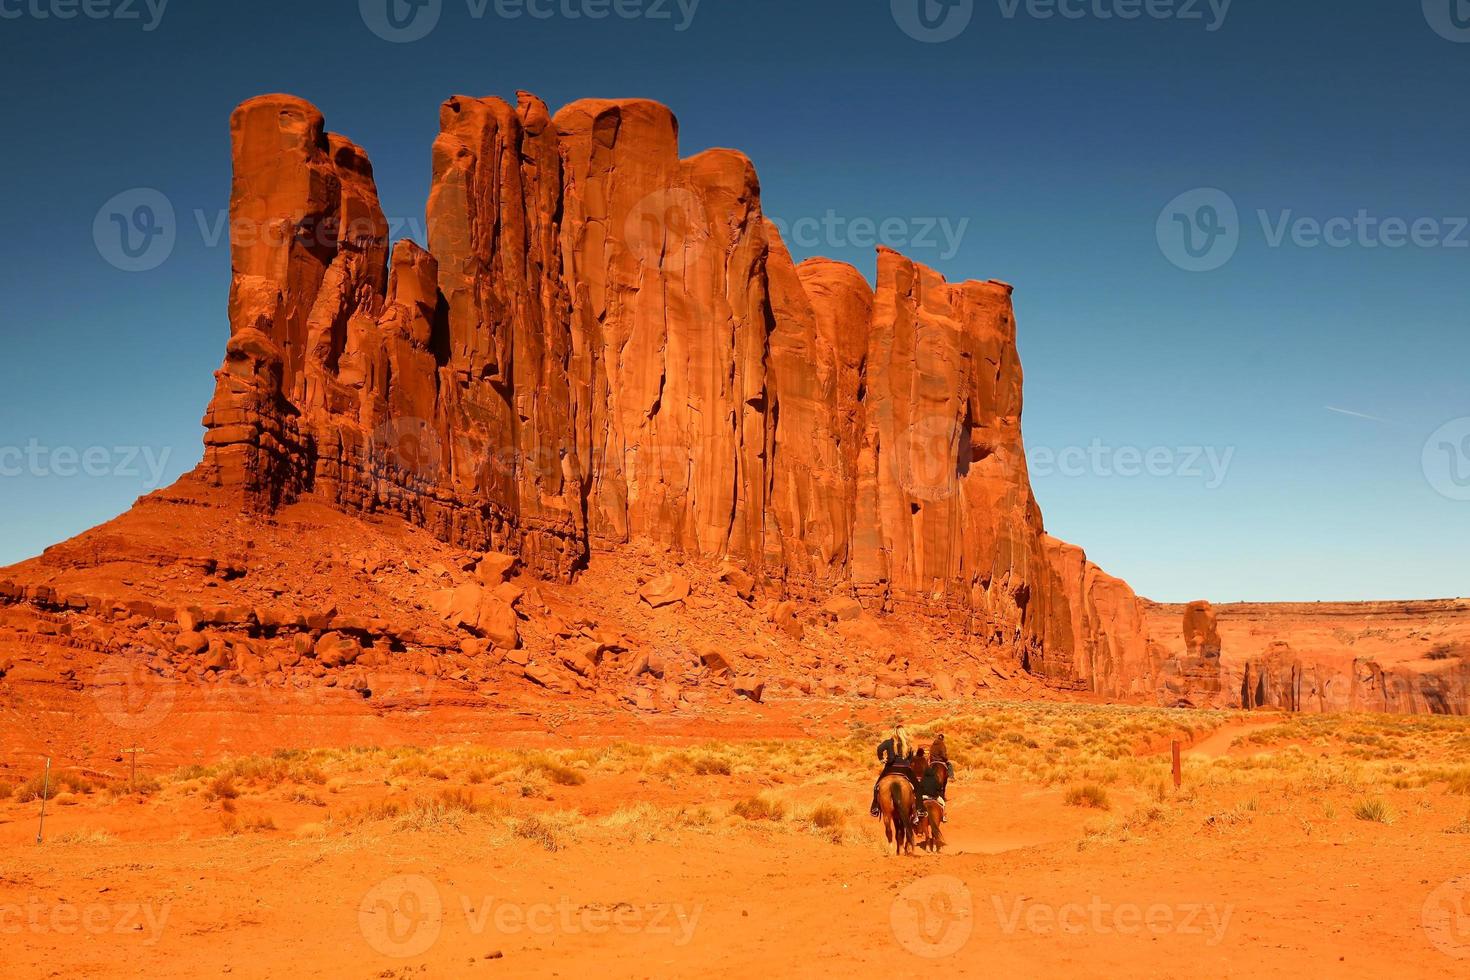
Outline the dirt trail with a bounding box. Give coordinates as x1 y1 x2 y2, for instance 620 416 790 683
1182 721 1283 759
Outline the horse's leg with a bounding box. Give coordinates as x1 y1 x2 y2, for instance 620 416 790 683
889 781 905 856
900 790 914 855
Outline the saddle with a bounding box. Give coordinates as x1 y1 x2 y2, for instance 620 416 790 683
881 761 916 781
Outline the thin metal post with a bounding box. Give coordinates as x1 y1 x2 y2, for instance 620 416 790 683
1171 740 1182 790
36 757 51 845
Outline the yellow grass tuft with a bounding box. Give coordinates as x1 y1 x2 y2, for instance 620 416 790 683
732 794 786 821
1352 798 1394 824
1064 784 1111 810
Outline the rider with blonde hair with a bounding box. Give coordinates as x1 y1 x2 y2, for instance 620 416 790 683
870 724 921 817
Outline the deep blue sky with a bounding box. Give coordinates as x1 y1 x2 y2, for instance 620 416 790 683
1 0 1466 601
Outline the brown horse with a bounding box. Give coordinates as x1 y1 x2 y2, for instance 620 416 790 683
917 761 949 852
877 773 916 856
918 796 945 852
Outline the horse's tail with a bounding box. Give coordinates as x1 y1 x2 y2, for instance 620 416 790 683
889 779 908 854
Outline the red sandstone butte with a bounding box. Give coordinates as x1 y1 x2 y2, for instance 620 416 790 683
193 91 1156 683
3 91 1466 737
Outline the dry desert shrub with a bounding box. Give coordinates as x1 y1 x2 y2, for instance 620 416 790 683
598 803 667 844
1064 784 1111 810
14 771 95 803
1352 797 1394 824
287 788 326 807
1440 767 1470 795
798 801 847 843
238 813 277 833
732 794 786 822
52 828 117 845
393 788 495 832
513 814 562 852
1204 798 1258 830
678 805 717 830
524 756 586 787
206 774 239 801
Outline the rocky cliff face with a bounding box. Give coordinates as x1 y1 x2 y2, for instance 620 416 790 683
1150 600 1470 714
195 91 1153 690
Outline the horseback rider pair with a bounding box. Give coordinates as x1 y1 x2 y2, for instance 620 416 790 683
870 725 953 822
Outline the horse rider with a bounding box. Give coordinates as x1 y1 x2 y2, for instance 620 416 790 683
930 734 954 788
870 724 923 817
916 749 947 823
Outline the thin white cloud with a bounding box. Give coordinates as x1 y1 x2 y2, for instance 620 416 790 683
1324 405 1387 423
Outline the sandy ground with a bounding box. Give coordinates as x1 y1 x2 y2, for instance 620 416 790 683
3 719 1470 979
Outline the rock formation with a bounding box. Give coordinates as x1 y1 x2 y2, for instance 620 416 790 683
1150 600 1470 714
1157 600 1227 707
190 90 1154 691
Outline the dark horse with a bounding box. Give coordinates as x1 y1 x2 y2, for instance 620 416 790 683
876 773 916 856
917 761 949 852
